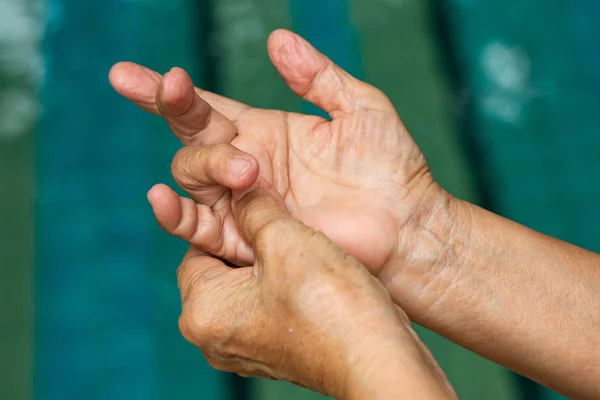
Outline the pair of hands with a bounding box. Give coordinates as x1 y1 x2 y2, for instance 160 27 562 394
110 30 454 398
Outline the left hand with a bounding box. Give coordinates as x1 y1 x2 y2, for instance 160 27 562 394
110 29 443 274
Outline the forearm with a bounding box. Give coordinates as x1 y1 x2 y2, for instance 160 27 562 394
384 190 600 398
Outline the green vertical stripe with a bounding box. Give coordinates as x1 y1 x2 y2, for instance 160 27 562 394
214 0 300 112
289 0 363 119
349 0 477 202
0 133 35 400
349 1 517 399
0 0 39 398
36 0 159 397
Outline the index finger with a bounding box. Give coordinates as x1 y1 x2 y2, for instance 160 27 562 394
109 62 249 120
109 62 250 145
177 246 231 303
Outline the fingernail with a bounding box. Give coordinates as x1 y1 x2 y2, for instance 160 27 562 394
229 157 252 178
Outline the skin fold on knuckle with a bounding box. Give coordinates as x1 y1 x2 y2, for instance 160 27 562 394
179 300 229 350
171 200 199 241
252 217 303 258
176 257 221 301
171 147 199 188
176 259 196 300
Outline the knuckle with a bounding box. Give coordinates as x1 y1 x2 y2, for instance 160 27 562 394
180 206 221 252
203 354 224 371
212 142 233 156
252 218 315 269
368 85 387 99
178 312 196 345
175 261 188 287
171 148 194 184
176 260 210 302
202 352 237 374
171 203 200 242
176 257 199 291
176 263 209 300
253 217 291 250
171 146 220 189
178 304 227 349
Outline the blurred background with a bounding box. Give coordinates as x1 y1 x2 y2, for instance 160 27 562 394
1 0 599 399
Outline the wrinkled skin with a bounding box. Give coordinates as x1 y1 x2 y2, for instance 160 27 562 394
172 186 454 398
109 29 440 274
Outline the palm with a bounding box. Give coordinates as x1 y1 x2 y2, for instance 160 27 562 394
110 30 434 273
225 107 429 271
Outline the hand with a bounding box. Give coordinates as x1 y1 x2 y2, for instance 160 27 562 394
168 184 455 399
109 29 443 272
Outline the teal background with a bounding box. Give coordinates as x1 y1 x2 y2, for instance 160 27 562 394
0 0 598 398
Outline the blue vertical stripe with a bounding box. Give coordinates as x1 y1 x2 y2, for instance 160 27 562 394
288 0 363 118
567 0 600 105
35 0 157 398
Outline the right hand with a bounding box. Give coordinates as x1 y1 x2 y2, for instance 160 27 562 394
154 182 455 399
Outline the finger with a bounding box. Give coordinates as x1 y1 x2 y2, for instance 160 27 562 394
231 181 295 250
147 184 218 242
108 61 162 113
176 245 231 304
109 62 250 143
172 144 259 207
267 29 395 118
109 62 249 118
109 62 237 145
147 184 255 264
156 67 238 145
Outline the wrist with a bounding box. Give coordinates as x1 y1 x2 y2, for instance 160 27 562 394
382 183 467 320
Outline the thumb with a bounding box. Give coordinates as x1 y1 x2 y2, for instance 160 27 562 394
267 29 395 118
232 180 370 280
231 179 295 251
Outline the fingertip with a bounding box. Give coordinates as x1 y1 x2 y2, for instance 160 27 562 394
147 183 172 204
267 30 324 93
108 62 132 93
168 67 192 82
147 184 183 232
267 29 300 63
267 29 291 50
109 62 162 109
267 29 304 54
108 62 124 82
158 67 195 117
